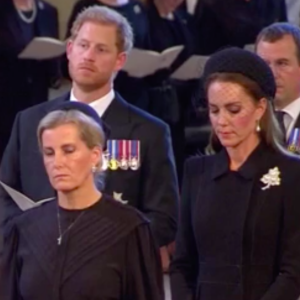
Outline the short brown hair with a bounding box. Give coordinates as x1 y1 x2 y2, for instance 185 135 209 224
205 73 285 153
255 22 300 64
70 5 133 53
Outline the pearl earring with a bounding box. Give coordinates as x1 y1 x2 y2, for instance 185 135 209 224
92 166 97 173
256 120 261 132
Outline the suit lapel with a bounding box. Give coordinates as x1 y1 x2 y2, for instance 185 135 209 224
42 92 70 115
293 113 300 129
286 113 300 152
102 93 134 138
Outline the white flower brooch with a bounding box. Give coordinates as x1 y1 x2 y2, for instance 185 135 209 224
260 167 281 190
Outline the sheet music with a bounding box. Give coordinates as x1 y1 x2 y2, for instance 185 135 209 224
0 181 54 211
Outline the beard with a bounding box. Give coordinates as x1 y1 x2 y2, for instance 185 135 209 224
69 63 111 92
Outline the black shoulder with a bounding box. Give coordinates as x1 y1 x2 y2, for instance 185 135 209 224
127 102 169 132
101 195 149 227
19 97 65 120
13 200 55 229
277 150 300 173
184 154 215 175
38 0 57 13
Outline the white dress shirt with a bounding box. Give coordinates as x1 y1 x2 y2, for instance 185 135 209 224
186 0 198 15
70 89 115 117
285 0 300 25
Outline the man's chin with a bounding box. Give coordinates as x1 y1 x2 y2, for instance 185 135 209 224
75 80 106 92
274 94 288 109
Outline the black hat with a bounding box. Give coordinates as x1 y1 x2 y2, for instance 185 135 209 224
203 47 276 99
49 101 110 149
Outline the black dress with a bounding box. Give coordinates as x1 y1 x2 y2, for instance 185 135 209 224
170 142 300 300
2 194 164 300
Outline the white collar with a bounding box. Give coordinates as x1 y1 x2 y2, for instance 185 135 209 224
70 89 115 117
282 96 300 122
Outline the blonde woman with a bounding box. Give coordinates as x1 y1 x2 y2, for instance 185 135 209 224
2 102 164 300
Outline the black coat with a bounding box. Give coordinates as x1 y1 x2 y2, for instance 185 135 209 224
0 0 59 159
170 142 300 300
0 93 179 247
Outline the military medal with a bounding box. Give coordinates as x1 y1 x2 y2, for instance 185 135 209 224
109 140 119 170
129 140 140 171
119 140 129 170
287 128 300 154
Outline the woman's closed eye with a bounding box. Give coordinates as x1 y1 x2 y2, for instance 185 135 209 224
209 105 219 114
62 145 75 154
209 105 241 115
43 148 54 156
225 103 242 115
227 107 241 114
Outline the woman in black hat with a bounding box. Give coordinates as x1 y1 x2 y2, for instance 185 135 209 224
2 102 164 300
170 47 300 300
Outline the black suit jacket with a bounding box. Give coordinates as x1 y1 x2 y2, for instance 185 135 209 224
0 93 179 246
0 0 59 159
170 142 300 300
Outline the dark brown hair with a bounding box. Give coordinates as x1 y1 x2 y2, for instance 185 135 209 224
205 73 284 153
255 22 300 64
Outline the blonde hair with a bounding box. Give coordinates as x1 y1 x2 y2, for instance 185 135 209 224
37 110 106 189
70 5 133 54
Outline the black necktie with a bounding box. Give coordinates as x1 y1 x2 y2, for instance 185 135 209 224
276 111 286 138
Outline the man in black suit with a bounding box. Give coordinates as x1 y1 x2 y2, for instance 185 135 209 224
0 0 60 160
0 5 179 266
256 23 300 152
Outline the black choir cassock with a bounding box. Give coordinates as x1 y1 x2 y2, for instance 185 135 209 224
170 142 300 300
64 0 151 109
0 0 60 160
192 0 287 55
145 2 197 184
0 92 179 247
2 194 164 300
